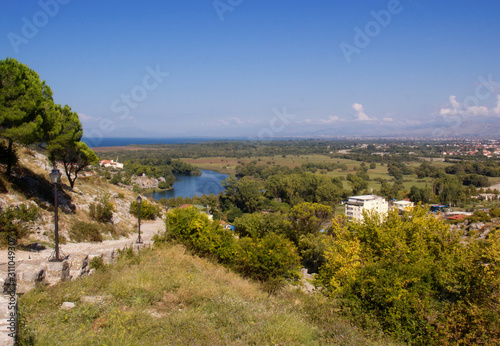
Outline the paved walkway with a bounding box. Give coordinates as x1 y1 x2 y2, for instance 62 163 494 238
0 218 165 345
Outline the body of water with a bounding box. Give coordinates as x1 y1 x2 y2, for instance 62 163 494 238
83 137 237 148
150 170 229 200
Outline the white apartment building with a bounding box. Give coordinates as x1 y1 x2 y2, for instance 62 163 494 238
345 195 388 221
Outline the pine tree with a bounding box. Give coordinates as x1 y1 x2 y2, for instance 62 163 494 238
0 58 55 174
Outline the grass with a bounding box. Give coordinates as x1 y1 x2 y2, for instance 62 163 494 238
183 154 443 196
18 244 396 345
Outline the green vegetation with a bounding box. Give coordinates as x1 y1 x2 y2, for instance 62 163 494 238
129 199 160 220
0 203 39 245
88 194 115 223
70 221 105 242
70 221 127 242
96 150 202 191
316 207 500 344
18 245 395 345
0 58 97 187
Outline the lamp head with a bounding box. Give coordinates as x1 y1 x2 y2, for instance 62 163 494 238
49 168 62 184
137 195 142 204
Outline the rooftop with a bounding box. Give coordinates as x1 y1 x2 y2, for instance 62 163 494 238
349 195 383 201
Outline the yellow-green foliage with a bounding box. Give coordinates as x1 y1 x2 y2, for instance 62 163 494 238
316 207 500 344
17 245 395 345
162 206 235 262
161 207 301 286
129 199 160 220
234 233 301 283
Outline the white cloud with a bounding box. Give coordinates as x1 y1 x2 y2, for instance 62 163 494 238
303 115 340 124
78 113 99 122
494 95 500 115
439 95 494 117
382 117 394 122
352 103 376 121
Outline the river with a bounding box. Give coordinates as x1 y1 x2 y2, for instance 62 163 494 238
150 170 229 200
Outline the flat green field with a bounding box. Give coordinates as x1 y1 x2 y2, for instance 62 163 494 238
183 154 438 193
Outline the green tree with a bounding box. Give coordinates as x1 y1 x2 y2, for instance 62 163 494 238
0 58 55 174
233 212 292 239
60 141 98 189
346 174 368 195
288 202 333 241
46 104 82 163
46 105 97 189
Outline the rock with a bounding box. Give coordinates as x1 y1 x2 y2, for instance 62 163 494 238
44 260 70 281
16 264 46 293
16 264 45 283
469 222 485 230
68 254 89 279
61 302 76 310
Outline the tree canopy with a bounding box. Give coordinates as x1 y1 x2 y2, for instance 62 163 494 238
0 58 96 187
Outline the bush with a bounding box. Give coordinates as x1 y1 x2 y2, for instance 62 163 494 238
490 208 500 218
88 194 114 223
89 256 105 270
0 203 39 245
467 210 491 223
70 221 104 242
164 206 235 262
233 233 300 283
129 199 160 220
316 207 500 344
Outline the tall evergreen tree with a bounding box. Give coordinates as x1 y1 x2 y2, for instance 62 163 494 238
0 58 55 174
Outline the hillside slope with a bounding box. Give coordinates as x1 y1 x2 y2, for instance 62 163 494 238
0 146 139 248
17 244 396 345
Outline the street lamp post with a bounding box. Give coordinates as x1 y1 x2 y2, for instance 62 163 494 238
49 168 63 262
136 195 143 244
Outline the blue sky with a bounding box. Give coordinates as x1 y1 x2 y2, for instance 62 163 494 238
2 0 500 139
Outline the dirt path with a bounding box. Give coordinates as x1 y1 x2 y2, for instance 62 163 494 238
0 218 165 268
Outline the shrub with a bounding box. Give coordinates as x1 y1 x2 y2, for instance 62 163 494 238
70 221 103 242
88 194 114 223
490 208 500 218
89 256 105 270
233 233 301 284
316 207 500 344
164 206 235 262
467 210 491 223
0 203 39 245
129 199 160 220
